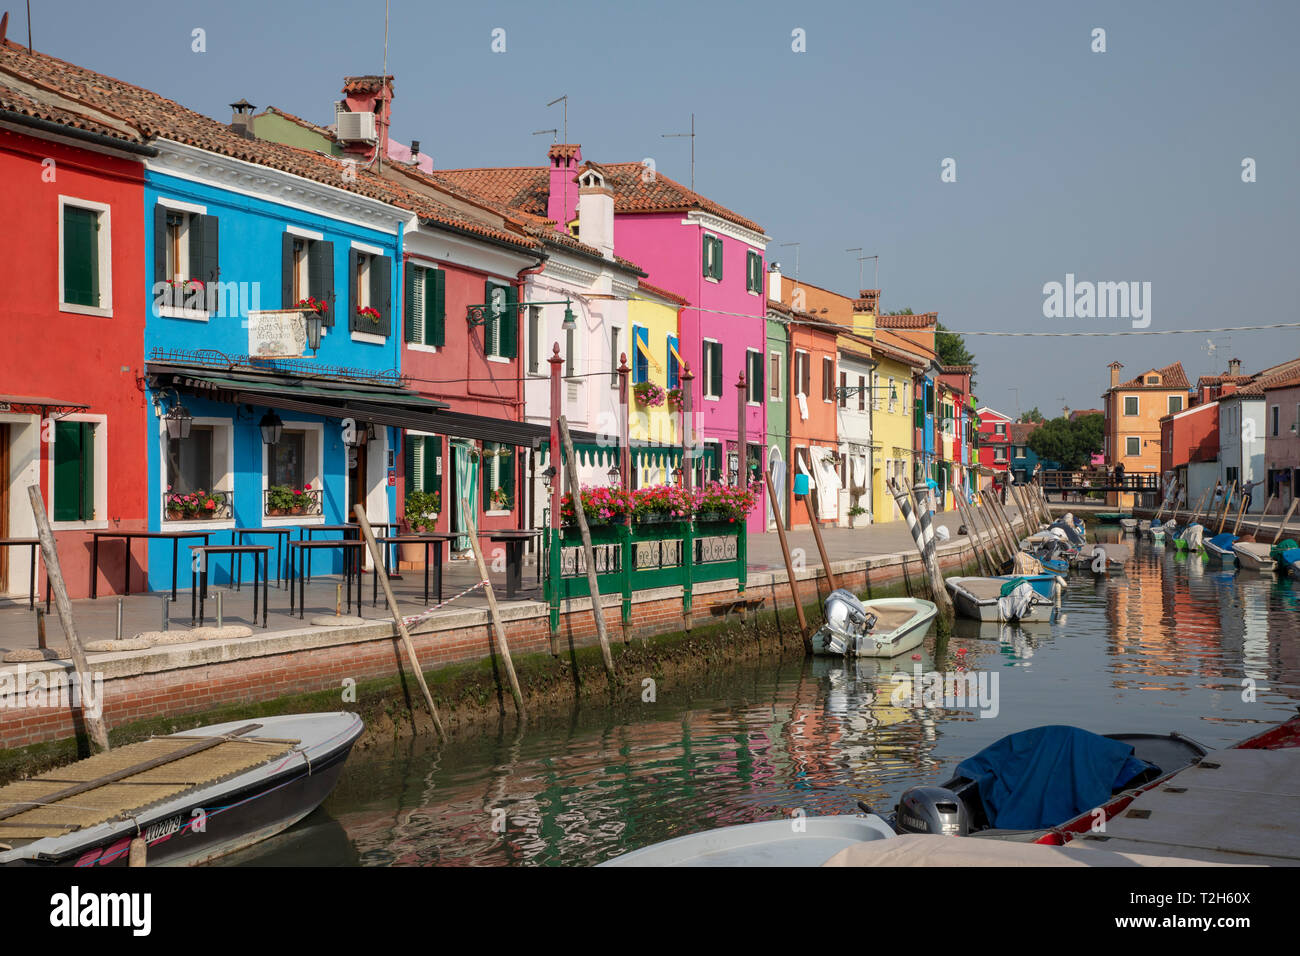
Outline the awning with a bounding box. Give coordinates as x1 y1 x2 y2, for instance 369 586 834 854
147 361 596 448
0 395 90 415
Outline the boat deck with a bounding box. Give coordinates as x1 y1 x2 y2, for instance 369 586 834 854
0 730 296 843
1068 747 1300 865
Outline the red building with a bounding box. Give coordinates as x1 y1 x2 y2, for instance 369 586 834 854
1159 401 1220 486
976 406 1013 474
0 61 152 599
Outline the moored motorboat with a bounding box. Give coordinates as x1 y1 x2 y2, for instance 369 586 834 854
599 812 896 866
889 725 1210 842
1201 532 1238 565
1285 546 1300 581
1118 517 1138 534
0 712 364 867
1233 539 1278 571
945 575 1057 623
809 590 938 658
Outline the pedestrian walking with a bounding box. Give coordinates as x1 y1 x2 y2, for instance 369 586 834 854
1241 477 1262 512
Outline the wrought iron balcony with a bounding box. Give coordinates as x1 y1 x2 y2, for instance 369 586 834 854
163 489 232 521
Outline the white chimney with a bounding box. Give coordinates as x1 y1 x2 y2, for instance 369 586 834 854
576 167 614 260
769 263 782 302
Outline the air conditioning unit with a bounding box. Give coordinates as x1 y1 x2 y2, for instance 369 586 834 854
336 110 377 143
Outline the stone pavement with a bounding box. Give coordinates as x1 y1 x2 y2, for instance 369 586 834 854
0 504 1014 656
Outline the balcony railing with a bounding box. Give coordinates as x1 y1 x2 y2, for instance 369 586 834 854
163 490 232 521
265 488 324 517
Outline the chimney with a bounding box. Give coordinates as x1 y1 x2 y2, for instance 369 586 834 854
855 289 880 314
547 143 582 233
229 98 257 139
768 263 782 302
576 165 614 259
1108 361 1123 388
1228 357 1241 376
340 75 393 159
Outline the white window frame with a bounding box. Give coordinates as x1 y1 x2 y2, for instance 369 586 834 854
157 199 211 322
993 446 1007 463
46 413 109 530
703 338 721 401
1168 395 1183 415
822 356 835 404
159 416 236 533
746 249 762 296
260 422 326 527
1123 395 1139 416
58 196 113 318
746 348 762 405
1125 435 1141 457
794 348 810 397
703 233 721 284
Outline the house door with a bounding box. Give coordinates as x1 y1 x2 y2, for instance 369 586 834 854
451 440 479 551
347 441 368 524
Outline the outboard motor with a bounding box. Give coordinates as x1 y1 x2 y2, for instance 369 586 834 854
894 786 971 836
821 588 878 656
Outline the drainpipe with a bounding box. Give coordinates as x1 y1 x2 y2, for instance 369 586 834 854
516 256 547 535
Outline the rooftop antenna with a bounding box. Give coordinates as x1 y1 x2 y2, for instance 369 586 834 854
376 0 389 173
846 249 878 291
546 95 568 144
532 128 558 143
1008 386 1022 419
779 242 801 284
662 113 695 191
27 0 33 52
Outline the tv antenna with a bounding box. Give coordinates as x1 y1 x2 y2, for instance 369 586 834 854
846 249 878 291
778 242 801 284
532 128 558 143
546 95 568 143
662 113 695 191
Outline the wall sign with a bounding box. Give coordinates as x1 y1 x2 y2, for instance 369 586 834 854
248 310 308 359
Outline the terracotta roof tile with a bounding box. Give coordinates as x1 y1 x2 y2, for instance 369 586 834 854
877 312 938 330
0 81 143 144
1116 362 1190 390
439 160 766 235
637 280 687 307
341 75 391 94
1009 422 1041 443
1237 360 1300 397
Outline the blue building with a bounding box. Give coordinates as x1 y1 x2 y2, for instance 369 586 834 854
139 130 432 590
1009 421 1058 483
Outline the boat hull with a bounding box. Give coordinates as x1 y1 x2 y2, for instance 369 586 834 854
945 577 1055 623
810 597 937 658
1232 542 1276 571
1 712 363 867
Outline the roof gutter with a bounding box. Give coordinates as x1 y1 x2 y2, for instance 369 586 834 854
420 215 545 259
0 108 158 156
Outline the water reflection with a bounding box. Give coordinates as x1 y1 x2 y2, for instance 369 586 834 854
220 534 1300 867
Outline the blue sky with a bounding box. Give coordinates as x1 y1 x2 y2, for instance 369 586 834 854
23 0 1300 416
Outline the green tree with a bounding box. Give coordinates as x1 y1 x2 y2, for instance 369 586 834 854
887 310 978 389
1023 406 1044 423
1026 413 1104 470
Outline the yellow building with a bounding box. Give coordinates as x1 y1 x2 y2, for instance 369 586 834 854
628 281 685 484
852 291 926 522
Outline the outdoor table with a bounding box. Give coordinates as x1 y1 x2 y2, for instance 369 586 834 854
91 530 213 602
478 529 542 599
189 544 270 628
287 539 365 619
373 533 455 608
0 538 49 611
301 523 396 580
232 527 295 588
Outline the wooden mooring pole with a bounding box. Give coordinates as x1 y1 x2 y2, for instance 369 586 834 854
27 485 110 753
462 506 527 720
888 479 954 621
762 465 809 650
352 504 447 738
804 487 839 594
559 416 616 680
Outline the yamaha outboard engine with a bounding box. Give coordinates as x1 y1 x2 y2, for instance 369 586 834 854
821 588 878 656
894 786 972 836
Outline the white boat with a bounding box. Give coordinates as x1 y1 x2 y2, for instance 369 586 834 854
945 576 1056 623
810 591 937 658
1119 518 1138 534
599 813 896 866
1201 534 1238 565
1072 542 1130 574
1232 540 1277 572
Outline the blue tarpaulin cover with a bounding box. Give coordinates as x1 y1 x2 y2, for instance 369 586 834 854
1206 532 1237 552
955 726 1153 830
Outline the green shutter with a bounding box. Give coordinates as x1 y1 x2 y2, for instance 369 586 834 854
481 443 493 511
152 204 168 286
53 421 93 521
429 268 446 347
500 282 517 358
348 249 361 332
281 233 295 310
404 264 417 343
81 423 95 520
483 280 497 355
62 206 99 307
404 433 416 494
710 342 723 397
502 446 515 507
372 255 392 337
712 237 723 280
308 240 335 327
702 232 711 278
424 436 440 498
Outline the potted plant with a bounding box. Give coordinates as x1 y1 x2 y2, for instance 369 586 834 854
560 486 631 527
630 485 692 524
402 489 441 563
632 381 666 408
164 486 185 521
694 481 759 524
267 484 295 517
848 504 868 529
489 487 512 511
294 297 329 317
291 483 315 515
357 305 381 327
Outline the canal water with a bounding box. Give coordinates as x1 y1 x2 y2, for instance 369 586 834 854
221 530 1300 866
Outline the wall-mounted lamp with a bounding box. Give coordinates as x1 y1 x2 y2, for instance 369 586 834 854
259 411 284 445
542 465 557 489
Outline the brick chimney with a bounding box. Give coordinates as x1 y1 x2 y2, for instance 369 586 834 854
854 289 880 314
229 98 256 139
340 75 393 159
547 144 582 233
1108 361 1124 388
1228 357 1242 376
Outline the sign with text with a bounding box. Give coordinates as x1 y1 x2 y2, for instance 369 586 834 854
249 310 308 359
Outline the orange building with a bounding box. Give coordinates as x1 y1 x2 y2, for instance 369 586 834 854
1102 361 1191 506
786 309 840 528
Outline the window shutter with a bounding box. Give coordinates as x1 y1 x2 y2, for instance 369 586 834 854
372 255 392 337
404 264 420 344
404 434 416 494
153 204 168 287
348 249 362 332
80 423 94 521
481 445 493 511
753 350 764 401
424 436 440 497
281 233 295 310
500 282 517 358
667 335 679 388
483 280 497 355
502 446 515 507
430 268 446 347
712 237 723 280
195 215 218 313
702 232 711 278
62 206 98 307
634 326 648 383
53 420 81 521
610 328 620 388
308 240 335 327
710 342 723 397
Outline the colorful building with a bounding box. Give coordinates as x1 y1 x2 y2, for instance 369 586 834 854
1008 421 1058 484
1158 401 1219 505
0 49 153 599
627 280 686 485
1102 361 1190 507
763 293 792 529
977 406 1013 475
938 365 974 509
785 303 840 528
1262 372 1300 508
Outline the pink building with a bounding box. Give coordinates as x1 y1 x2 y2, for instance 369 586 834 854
441 149 771 531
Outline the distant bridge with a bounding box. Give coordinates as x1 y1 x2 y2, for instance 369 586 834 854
1037 470 1161 499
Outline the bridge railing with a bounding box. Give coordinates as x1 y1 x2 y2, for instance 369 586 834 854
1040 470 1161 493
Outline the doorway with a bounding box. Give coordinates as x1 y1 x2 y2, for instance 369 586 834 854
450 440 479 552
347 440 368 524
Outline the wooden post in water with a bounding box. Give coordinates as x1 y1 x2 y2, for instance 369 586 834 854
352 504 447 738
1271 498 1299 545
984 484 1019 560
1240 494 1274 542
559 416 616 679
1217 481 1237 534
1230 492 1248 536
461 507 527 719
762 465 809 649
888 479 953 620
954 492 992 575
27 486 109 753
972 487 1008 565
